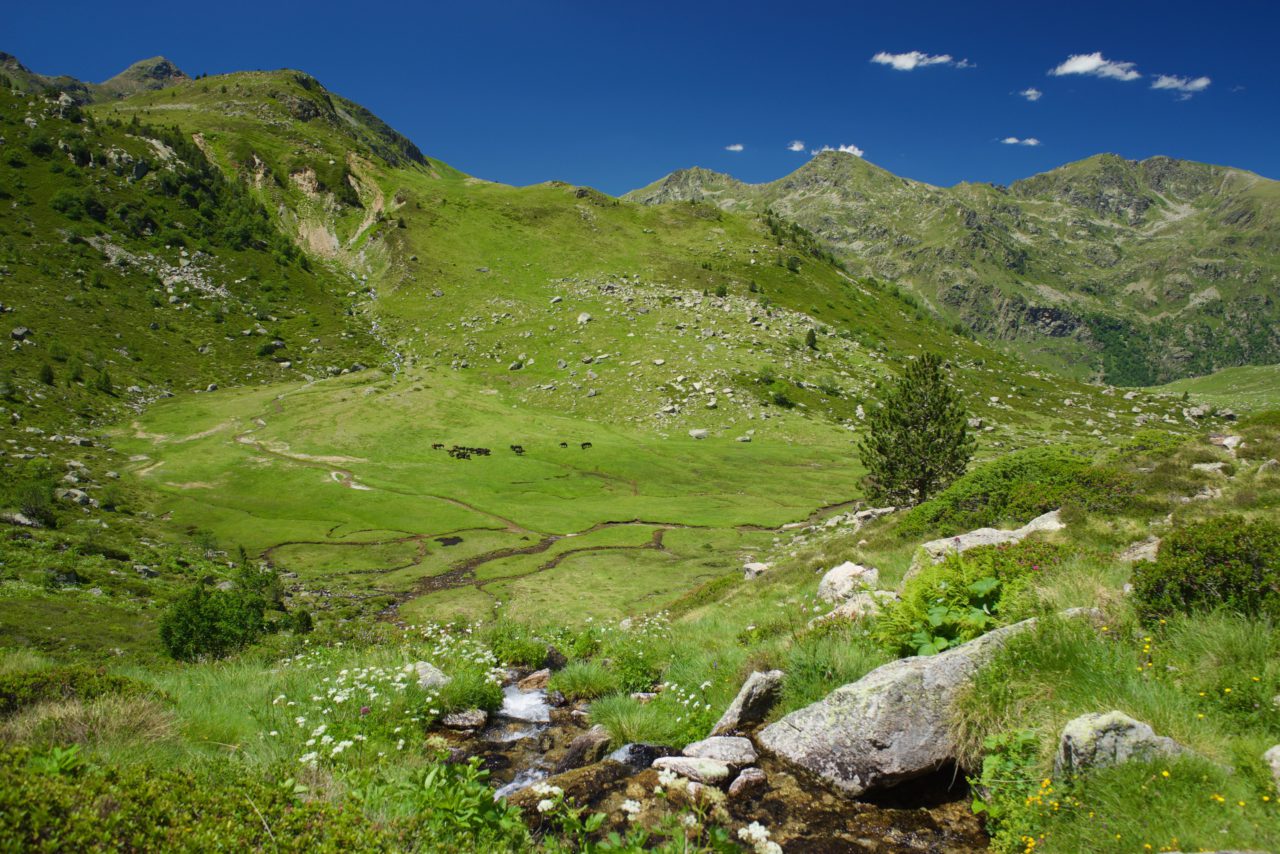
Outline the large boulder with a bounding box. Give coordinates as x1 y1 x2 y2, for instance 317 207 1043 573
756 614 1074 796
817 562 879 603
1055 711 1190 777
908 509 1064 579
710 670 784 736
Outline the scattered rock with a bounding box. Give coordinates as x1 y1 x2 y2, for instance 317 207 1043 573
1055 711 1190 777
809 590 898 627
742 561 771 580
11 326 30 341
577 312 592 324
688 428 709 440
651 756 731 785
683 736 757 767
1 511 39 528
734 435 752 443
710 670 784 736
1192 461 1226 474
817 562 879 604
415 661 451 690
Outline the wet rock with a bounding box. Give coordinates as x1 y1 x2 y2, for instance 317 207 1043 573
442 709 488 729
728 766 767 799
1055 711 1190 777
683 736 756 767
710 670 784 736
415 661 451 690
817 562 879 603
555 725 612 773
506 760 632 811
607 743 678 771
652 756 730 785
518 669 551 691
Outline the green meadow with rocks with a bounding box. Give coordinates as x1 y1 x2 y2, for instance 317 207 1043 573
0 53 1278 853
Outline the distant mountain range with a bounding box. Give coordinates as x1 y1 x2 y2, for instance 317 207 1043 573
627 151 1280 384
1 52 188 103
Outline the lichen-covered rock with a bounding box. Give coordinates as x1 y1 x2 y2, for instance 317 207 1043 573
651 756 731 785
727 766 767 799
683 736 757 767
441 708 487 729
756 616 1045 796
817 562 879 603
710 670 784 736
908 509 1064 579
1054 711 1189 777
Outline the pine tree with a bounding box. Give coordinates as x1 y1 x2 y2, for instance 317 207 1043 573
857 354 973 505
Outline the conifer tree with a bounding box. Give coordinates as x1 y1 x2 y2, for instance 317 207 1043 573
858 354 973 505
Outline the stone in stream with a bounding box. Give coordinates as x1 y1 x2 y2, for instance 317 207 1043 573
518 668 551 690
757 611 1096 796
727 766 767 799
1055 711 1190 777
607 742 678 771
682 736 756 767
710 670 784 736
555 725 612 773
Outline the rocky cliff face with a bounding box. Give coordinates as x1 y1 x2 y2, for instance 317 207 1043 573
628 151 1280 384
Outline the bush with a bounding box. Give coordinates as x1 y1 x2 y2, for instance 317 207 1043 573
0 667 153 718
898 447 1134 538
482 620 548 668
158 584 267 661
875 541 1063 656
1132 516 1280 622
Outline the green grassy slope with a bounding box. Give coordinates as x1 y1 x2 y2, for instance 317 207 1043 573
627 151 1280 386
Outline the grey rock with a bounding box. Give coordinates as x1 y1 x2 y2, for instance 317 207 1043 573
817 562 879 603
651 756 730 785
710 670 784 736
442 709 487 729
11 326 30 341
742 561 771 580
688 428 709 440
1262 744 1280 794
909 509 1064 579
1055 711 1190 777
414 661 452 690
809 590 898 627
607 742 678 770
1117 537 1160 563
683 736 757 767
757 615 1063 796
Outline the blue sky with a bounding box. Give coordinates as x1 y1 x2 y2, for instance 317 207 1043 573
7 0 1278 194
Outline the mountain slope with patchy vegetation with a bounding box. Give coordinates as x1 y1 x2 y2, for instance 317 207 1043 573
628 150 1280 385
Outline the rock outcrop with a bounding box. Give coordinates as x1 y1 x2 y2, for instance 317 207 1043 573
908 509 1064 579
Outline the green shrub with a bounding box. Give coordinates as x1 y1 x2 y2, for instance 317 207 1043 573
438 668 502 713
1132 516 1280 622
482 620 548 667
158 584 267 661
899 447 1133 538
876 541 1063 656
0 667 154 718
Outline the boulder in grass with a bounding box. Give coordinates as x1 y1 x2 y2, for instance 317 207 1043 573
1055 711 1191 777
710 670 784 736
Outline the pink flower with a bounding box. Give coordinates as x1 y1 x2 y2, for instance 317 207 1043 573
360 706 370 716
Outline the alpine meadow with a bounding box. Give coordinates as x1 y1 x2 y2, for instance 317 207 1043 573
1 10 1279 852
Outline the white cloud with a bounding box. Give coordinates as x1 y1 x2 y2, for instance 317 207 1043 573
870 50 967 71
1049 52 1141 81
1019 87 1043 102
810 143 865 157
1001 137 1041 146
724 143 744 152
786 140 805 152
1151 74 1211 96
